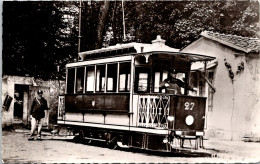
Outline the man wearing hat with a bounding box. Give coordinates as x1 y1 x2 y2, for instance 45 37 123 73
159 72 197 94
28 90 48 140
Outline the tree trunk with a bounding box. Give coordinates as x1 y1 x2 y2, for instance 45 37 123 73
111 1 117 45
95 0 110 49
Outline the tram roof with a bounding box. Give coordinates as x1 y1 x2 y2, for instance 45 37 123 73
77 35 215 63
135 51 215 62
78 35 179 60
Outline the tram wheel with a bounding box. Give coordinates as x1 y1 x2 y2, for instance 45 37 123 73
107 140 118 149
72 130 84 143
106 136 118 149
86 139 92 144
72 135 84 143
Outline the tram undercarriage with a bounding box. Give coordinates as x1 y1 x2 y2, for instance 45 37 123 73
57 124 204 152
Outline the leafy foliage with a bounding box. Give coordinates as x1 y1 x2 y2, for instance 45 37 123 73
3 1 259 78
3 1 78 79
101 1 259 48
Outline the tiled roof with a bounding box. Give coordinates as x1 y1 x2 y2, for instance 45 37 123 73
201 31 260 53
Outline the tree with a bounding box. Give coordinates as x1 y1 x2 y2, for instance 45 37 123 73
3 1 78 79
95 1 110 49
101 1 259 48
3 1 259 78
80 1 111 51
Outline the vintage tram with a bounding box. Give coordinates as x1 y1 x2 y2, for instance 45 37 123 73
57 36 215 152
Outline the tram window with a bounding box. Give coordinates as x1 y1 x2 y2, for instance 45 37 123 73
96 65 106 92
67 68 75 93
76 67 85 93
199 80 205 96
161 71 168 93
107 63 117 92
135 67 151 93
176 73 186 94
119 62 131 92
153 71 168 93
152 59 171 93
85 66 95 92
138 73 148 92
154 72 160 92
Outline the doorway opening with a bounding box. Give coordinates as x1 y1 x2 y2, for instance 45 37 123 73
13 84 29 124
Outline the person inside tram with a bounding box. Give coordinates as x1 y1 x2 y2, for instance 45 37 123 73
14 91 23 118
159 72 197 94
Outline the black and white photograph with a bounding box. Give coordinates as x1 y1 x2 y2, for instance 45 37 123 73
1 0 260 163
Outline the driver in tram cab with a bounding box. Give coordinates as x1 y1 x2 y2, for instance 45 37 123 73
159 72 197 95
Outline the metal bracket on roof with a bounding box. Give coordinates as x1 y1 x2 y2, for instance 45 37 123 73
199 71 216 93
142 54 151 63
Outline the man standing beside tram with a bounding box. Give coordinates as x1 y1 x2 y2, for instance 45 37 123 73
28 90 48 141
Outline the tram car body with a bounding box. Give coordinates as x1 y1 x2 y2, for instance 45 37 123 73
57 36 215 152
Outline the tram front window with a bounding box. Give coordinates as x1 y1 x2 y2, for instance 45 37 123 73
138 73 148 92
154 71 168 93
135 67 151 93
159 72 186 95
152 59 171 93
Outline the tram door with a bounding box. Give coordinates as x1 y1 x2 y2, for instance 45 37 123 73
28 86 50 127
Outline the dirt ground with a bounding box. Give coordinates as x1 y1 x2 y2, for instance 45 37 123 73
1 129 260 163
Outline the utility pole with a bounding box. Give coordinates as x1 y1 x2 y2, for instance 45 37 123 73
78 0 82 60
122 0 126 41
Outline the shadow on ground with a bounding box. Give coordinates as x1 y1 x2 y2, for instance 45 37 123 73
61 137 215 158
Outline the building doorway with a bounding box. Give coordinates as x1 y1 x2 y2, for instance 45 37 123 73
13 84 29 124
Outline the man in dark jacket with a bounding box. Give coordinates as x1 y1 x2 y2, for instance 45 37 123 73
28 90 48 141
159 73 197 94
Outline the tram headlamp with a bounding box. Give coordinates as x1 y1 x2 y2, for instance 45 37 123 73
167 116 174 122
185 115 194 125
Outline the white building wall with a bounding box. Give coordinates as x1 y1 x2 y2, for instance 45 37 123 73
2 76 33 126
182 37 260 140
2 75 66 127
